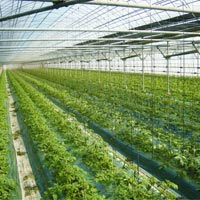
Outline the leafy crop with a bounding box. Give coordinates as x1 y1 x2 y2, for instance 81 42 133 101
0 71 17 199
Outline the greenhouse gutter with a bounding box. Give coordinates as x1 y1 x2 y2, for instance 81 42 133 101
49 97 200 200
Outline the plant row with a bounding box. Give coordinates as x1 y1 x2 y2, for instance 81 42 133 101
16 70 200 186
22 68 200 137
9 71 178 199
8 71 106 200
0 71 19 199
26 68 200 100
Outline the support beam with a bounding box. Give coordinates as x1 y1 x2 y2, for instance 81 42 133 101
192 42 200 54
132 49 141 59
20 0 53 2
0 27 200 37
167 50 197 58
0 45 131 49
157 46 168 59
121 54 138 61
101 52 109 60
87 0 200 14
0 0 93 22
96 58 109 61
0 38 165 42
80 60 90 63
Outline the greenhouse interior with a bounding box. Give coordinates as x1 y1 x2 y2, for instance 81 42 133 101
0 0 200 199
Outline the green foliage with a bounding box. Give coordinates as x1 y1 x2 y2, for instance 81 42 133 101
12 67 200 199
0 71 18 199
17 68 200 185
0 176 16 199
8 71 105 199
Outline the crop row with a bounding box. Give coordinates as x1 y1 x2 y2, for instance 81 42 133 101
16 70 200 186
21 68 199 144
0 71 18 199
26 68 200 100
9 71 178 199
22 68 200 137
8 71 106 199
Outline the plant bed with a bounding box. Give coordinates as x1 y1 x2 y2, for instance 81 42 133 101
0 71 21 200
10 70 180 199
17 70 200 189
8 71 106 199
50 96 200 200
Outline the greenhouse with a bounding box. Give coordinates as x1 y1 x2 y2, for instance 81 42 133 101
0 0 200 199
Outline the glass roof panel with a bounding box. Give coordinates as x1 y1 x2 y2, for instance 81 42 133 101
0 0 199 64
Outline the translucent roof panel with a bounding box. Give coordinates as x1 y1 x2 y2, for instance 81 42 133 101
0 0 200 64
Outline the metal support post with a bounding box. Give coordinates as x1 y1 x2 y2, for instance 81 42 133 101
81 61 84 79
167 58 170 94
98 60 100 83
197 54 200 76
166 41 170 95
142 46 145 91
123 59 127 88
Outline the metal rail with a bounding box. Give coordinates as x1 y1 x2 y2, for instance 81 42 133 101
0 38 196 43
0 27 199 36
0 38 166 42
87 0 200 14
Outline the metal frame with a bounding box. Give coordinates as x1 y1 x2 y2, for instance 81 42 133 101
87 0 200 14
1 27 200 36
19 0 200 14
0 0 200 67
0 0 93 22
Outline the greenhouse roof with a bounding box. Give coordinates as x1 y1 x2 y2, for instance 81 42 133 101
0 0 200 64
